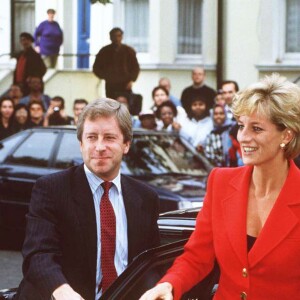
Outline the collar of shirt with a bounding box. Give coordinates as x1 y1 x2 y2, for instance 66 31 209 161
83 164 122 196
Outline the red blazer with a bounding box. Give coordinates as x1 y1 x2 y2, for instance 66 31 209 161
160 161 300 300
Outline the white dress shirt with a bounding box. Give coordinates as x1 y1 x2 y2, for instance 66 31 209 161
84 165 128 299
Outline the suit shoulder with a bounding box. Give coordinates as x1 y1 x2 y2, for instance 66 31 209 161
121 174 157 195
36 165 80 187
210 166 249 181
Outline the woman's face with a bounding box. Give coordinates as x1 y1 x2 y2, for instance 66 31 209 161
237 112 289 166
213 106 226 126
153 89 168 107
160 106 174 126
15 107 28 125
191 100 207 120
1 100 14 119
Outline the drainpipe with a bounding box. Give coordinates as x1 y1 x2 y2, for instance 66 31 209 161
216 0 224 89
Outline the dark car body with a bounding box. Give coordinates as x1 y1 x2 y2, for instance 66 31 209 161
0 207 219 300
0 127 212 248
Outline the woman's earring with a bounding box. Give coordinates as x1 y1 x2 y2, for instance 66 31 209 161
280 143 286 149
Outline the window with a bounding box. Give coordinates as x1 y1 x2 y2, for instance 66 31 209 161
177 0 203 55
121 0 149 53
7 132 58 167
285 0 300 53
55 133 82 169
12 0 35 55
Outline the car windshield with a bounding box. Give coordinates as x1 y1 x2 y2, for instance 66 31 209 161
121 134 207 176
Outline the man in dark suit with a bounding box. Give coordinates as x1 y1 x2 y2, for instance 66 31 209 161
16 98 160 300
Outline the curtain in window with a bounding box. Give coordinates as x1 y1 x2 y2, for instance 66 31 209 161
286 0 300 52
177 0 202 55
13 0 35 54
123 0 149 53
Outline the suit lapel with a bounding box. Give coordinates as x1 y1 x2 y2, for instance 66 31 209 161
121 175 143 262
249 161 300 266
72 165 97 284
222 166 253 265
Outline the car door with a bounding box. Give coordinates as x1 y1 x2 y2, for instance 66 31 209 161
0 130 60 247
100 239 218 300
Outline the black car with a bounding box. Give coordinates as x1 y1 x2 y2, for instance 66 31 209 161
0 207 219 300
0 127 212 248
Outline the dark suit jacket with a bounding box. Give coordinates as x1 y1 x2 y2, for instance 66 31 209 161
160 161 300 300
16 164 160 300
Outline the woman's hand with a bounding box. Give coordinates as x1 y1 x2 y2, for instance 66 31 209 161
139 282 173 300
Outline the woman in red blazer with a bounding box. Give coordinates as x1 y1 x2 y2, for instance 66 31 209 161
140 73 300 300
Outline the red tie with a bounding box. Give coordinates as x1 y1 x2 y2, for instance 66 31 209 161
100 181 118 292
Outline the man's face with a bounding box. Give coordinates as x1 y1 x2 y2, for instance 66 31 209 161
20 37 32 50
30 104 44 120
110 31 123 46
191 100 206 119
73 103 87 118
222 83 237 105
159 79 171 92
80 116 130 181
28 77 42 92
192 68 205 85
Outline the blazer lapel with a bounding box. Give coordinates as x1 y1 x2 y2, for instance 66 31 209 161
249 161 300 267
121 175 143 262
72 165 97 284
222 166 253 266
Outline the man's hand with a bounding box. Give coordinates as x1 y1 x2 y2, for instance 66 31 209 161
139 282 173 300
52 284 85 300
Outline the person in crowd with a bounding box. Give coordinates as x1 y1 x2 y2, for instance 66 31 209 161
158 77 181 107
13 103 29 132
93 27 140 98
27 100 45 128
140 74 300 300
34 8 63 68
214 89 226 106
180 95 214 152
19 76 51 110
181 67 216 116
71 98 88 125
43 96 73 126
13 32 46 96
156 101 181 132
221 80 239 120
204 104 235 167
0 97 15 140
138 110 157 130
16 98 160 300
115 93 140 128
151 86 187 125
7 83 24 106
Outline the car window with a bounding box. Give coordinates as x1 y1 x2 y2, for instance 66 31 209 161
0 132 27 163
6 131 58 167
55 132 83 169
122 134 207 176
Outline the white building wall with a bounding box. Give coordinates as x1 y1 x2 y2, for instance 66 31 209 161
223 0 260 90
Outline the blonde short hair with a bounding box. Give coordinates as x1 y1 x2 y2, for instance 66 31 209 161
77 98 132 143
231 73 300 159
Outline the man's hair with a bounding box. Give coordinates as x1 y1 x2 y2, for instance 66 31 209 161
20 32 34 43
231 73 300 159
221 80 239 92
28 100 45 112
77 98 132 143
109 27 124 37
73 98 88 108
51 96 65 109
47 8 56 14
